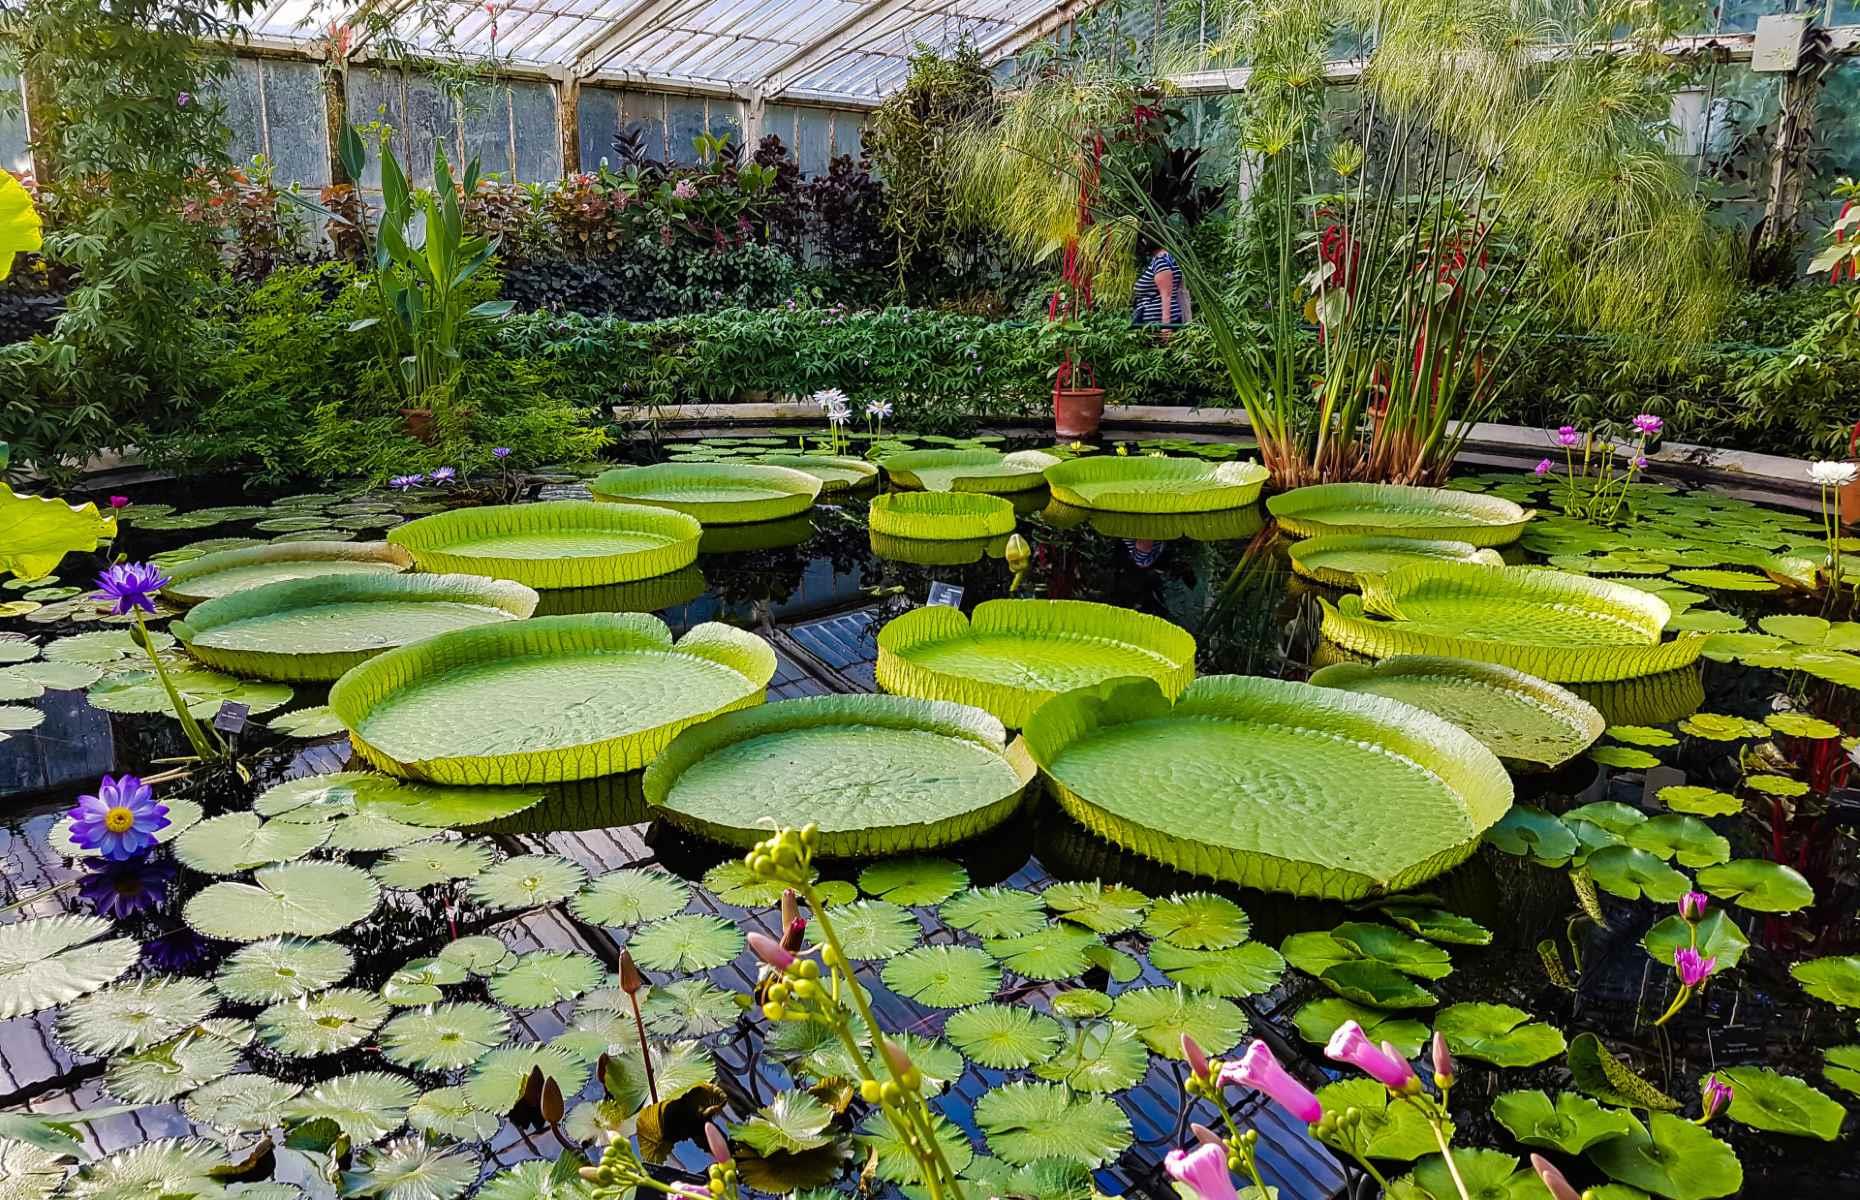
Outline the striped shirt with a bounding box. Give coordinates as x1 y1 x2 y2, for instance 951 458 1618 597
1133 251 1189 325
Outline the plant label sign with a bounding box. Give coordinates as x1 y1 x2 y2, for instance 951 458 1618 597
213 702 250 734
926 582 964 609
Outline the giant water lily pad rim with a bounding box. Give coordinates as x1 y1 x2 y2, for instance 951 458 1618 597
162 541 415 607
386 499 702 588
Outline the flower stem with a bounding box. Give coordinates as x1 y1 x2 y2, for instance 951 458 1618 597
136 612 225 760
1426 1113 1471 1200
1653 984 1695 1027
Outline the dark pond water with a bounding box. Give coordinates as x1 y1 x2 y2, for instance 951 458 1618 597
2 435 1856 1197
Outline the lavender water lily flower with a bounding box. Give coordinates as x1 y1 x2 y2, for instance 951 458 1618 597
389 474 423 491
94 563 169 616
429 466 456 484
1557 425 1581 447
1534 458 1552 476
67 774 168 861
1632 412 1664 436
492 447 512 460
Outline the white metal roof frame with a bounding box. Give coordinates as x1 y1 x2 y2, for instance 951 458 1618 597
241 0 1098 106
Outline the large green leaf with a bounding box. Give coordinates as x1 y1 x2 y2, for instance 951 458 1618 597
881 448 1060 494
184 861 381 941
595 1039 713 1111
732 1092 837 1156
570 869 690 927
476 1158 594 1200
1586 1112 1742 1199
627 914 744 972
408 1088 500 1142
1584 846 1692 904
1718 1065 1846 1140
1149 941 1286 997
866 491 1015 540
1491 1090 1636 1153
1823 1045 1860 1098
215 937 355 1003
1109 986 1247 1056
1641 911 1749 972
1269 482 1530 545
1041 881 1149 933
1322 562 1703 683
972 1081 1132 1168
1320 960 1437 1008
282 1072 420 1144
342 1137 478 1200
1375 903 1493 945
1023 675 1513 899
103 1029 242 1104
381 1002 510 1070
62 1138 228 1200
984 926 1101 980
881 945 1000 1007
876 599 1196 728
1291 999 1428 1058
173 813 330 875
1310 656 1603 767
372 841 494 890
856 1111 974 1185
1142 891 1251 948
590 463 820 525
257 988 389 1057
0 914 138 1019
163 541 415 606
1694 859 1815 912
488 951 605 1008
1485 806 1580 865
57 977 219 1055
638 979 739 1038
0 485 116 580
940 887 1046 938
1044 455 1268 514
942 1004 1063 1069
255 770 543 830
468 854 588 911
1311 1078 1440 1162
1330 922 1454 979
645 696 1031 855
88 662 293 721
1386 1149 1547 1200
1623 815 1730 868
1031 1019 1149 1091
329 614 776 785
172 573 535 681
1434 1002 1566 1067
389 499 701 588
1793 955 1860 1007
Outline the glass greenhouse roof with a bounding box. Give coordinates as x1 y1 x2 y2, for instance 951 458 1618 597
244 0 1082 104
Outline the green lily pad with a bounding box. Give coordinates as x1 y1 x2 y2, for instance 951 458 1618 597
469 854 588 911
983 926 1100 981
1433 1002 1566 1067
173 813 330 875
1694 859 1814 912
1793 955 1860 1007
380 1002 510 1070
1109 986 1248 1056
805 900 919 961
881 945 1000 1008
1148 941 1287 997
942 1004 1063 1069
1822 1046 1860 1098
1623 815 1730 867
184 862 380 942
1321 959 1438 1008
1311 1078 1440 1162
1291 999 1428 1058
1568 1033 1680 1111
489 951 605 1008
1640 910 1749 972
371 841 495 890
1042 881 1149 933
858 857 970 906
627 915 744 973
1586 1112 1742 1199
939 888 1046 939
1031 1019 1149 1092
1717 1065 1846 1141
1657 786 1741 817
1142 891 1252 948
570 870 691 928
256 988 388 1057
1387 1149 1549 1200
214 937 354 1004
1584 846 1692 903
1491 1089 1636 1153
972 1082 1132 1168
1375 904 1493 945
1485 806 1579 865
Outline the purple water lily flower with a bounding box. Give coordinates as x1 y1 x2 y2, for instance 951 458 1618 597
67 775 168 861
77 857 175 920
1675 946 1718 987
1632 413 1664 436
1699 1074 1732 1123
108 495 129 510
176 91 191 107
388 474 423 491
429 466 457 484
1223 1039 1323 1122
1557 425 1580 447
1632 454 1648 470
1534 458 1552 476
142 928 211 971
94 563 169 616
492 447 512 460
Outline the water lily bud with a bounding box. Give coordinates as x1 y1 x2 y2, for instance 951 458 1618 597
618 949 643 995
706 1121 731 1165
1182 1033 1212 1081
882 1039 915 1079
747 931 795 970
1382 1040 1419 1092
1679 891 1708 922
1530 1154 1582 1200
1190 1122 1224 1149
1006 533 1031 573
781 888 799 930
1431 1030 1454 1086
1699 1074 1732 1123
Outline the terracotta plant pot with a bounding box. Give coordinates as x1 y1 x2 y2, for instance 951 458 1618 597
1054 386 1105 440
401 407 435 444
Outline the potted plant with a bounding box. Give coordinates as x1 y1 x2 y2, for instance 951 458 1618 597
333 126 514 440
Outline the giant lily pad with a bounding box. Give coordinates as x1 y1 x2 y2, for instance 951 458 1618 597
646 694 1033 855
329 613 775 785
1310 656 1603 768
753 454 878 492
162 542 415 607
1042 456 1269 514
388 500 700 588
876 599 1196 728
590 463 821 524
1022 675 1513 899
1322 562 1705 682
1268 482 1531 546
172 573 536 682
0 485 117 580
1288 534 1503 589
867 492 1015 540
881 448 1060 494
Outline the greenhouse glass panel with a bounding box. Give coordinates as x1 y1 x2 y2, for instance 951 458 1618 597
578 84 624 172
511 79 563 180
664 97 708 164
0 77 26 174
261 59 330 187
218 57 266 167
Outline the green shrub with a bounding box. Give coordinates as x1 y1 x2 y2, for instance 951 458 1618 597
145 262 606 486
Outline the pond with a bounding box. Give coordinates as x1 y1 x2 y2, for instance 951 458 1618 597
1 431 1855 1200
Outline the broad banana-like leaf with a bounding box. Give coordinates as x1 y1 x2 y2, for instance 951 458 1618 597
0 170 42 280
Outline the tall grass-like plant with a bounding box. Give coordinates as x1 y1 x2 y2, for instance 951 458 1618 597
337 127 515 419
1111 0 1729 486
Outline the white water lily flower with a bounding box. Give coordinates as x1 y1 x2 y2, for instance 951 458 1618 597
1808 460 1857 487
824 399 851 424
812 388 849 411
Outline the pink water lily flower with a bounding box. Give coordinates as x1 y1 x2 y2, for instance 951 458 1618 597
1632 413 1663 436
1674 946 1717 987
1324 1021 1414 1091
1531 1154 1581 1200
1700 1074 1732 1122
1223 1039 1323 1122
1164 1142 1237 1200
1679 891 1708 921
1557 425 1580 447
1534 458 1552 476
